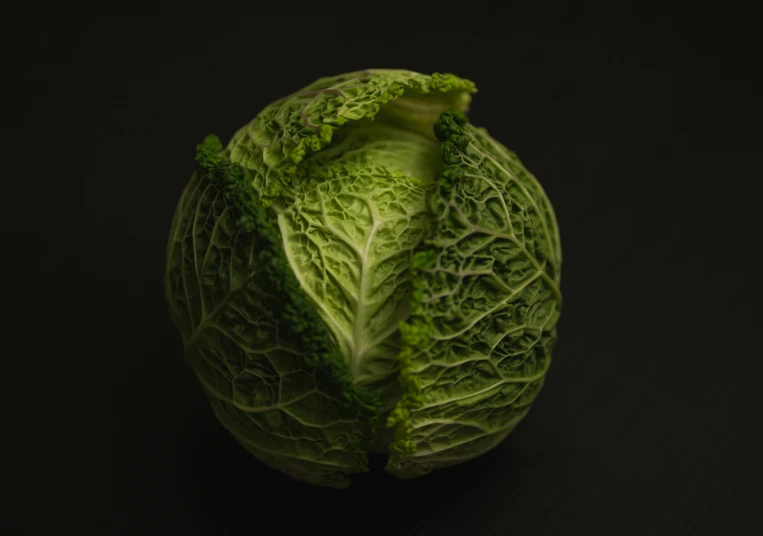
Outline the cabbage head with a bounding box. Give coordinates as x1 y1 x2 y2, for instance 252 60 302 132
165 69 562 488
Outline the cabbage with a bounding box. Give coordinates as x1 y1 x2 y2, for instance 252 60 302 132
165 69 562 488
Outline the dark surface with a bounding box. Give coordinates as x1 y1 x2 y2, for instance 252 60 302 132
9 10 763 535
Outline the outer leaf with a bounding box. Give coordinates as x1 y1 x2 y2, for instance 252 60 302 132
386 112 562 477
165 137 381 488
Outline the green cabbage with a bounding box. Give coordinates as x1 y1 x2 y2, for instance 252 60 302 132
165 69 562 488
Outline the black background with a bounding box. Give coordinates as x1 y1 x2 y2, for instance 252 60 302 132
8 8 763 535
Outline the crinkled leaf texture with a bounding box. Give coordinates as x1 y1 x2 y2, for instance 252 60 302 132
165 136 382 489
386 111 562 477
165 70 561 488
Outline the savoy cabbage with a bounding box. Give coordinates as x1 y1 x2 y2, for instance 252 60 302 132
165 69 562 488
